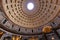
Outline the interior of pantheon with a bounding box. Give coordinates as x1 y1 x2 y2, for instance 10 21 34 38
0 0 60 40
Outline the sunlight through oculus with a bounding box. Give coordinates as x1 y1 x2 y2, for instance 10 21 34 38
27 3 34 10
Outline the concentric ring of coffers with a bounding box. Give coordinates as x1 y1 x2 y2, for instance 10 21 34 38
0 11 42 34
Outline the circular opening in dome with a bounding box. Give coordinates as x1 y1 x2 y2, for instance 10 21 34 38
27 2 34 10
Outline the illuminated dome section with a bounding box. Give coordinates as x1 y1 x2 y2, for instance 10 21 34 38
2 0 60 28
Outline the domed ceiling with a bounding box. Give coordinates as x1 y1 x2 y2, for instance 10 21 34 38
0 0 60 35
1 0 60 28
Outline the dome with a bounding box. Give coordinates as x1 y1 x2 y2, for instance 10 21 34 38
1 0 59 28
0 0 60 40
